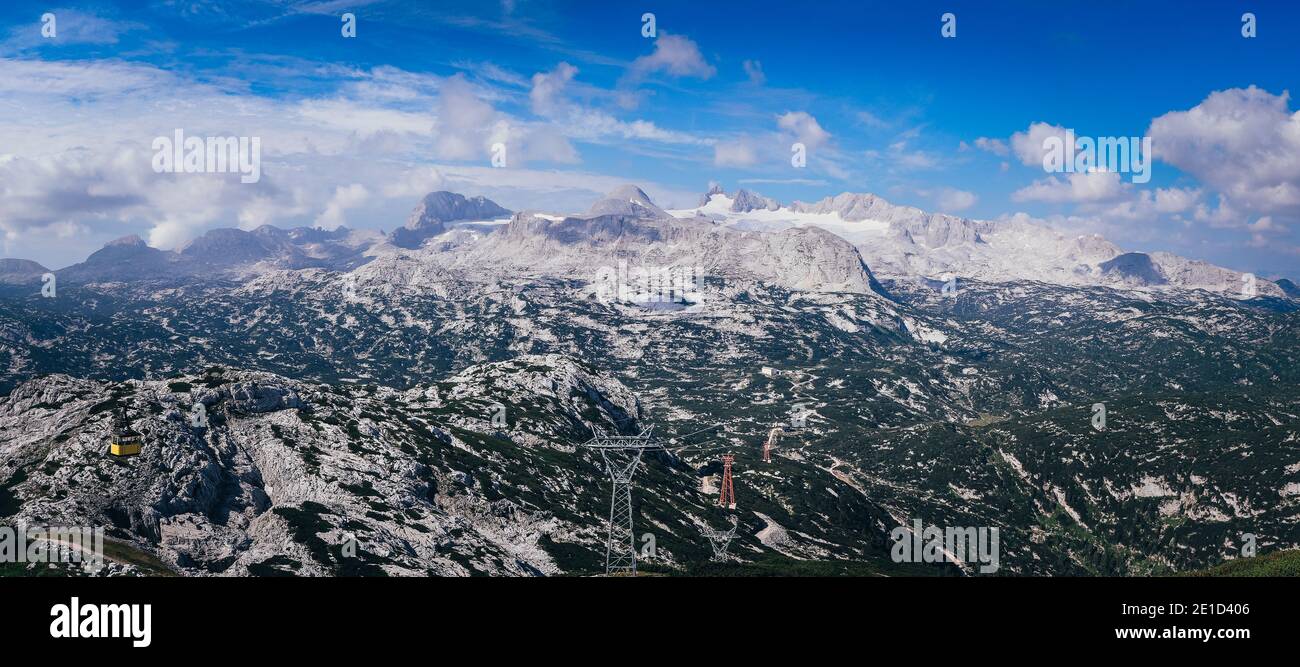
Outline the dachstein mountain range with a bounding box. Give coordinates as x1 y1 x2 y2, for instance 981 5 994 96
1 185 1291 297
1 185 1297 577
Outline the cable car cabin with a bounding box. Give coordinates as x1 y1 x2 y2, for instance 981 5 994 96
109 408 142 457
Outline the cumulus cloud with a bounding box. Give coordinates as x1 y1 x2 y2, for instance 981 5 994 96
937 188 978 212
382 167 447 199
1012 171 1127 204
529 61 578 117
777 111 830 150
315 183 370 230
1246 216 1291 248
972 136 1009 156
1153 186 1201 213
627 34 715 81
711 111 848 178
711 112 838 172
527 62 708 148
1194 197 1244 228
431 73 580 166
1148 86 1300 217
0 50 728 264
1010 122 1072 168
432 74 500 161
1097 187 1201 222
0 143 304 253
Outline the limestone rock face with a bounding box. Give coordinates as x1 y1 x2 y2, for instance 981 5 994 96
585 184 670 219
390 192 511 249
0 359 646 576
729 189 780 213
0 258 48 285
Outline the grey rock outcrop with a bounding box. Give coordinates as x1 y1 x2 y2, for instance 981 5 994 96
390 192 511 249
585 185 669 219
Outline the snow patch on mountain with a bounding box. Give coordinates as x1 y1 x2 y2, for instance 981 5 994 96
670 186 1287 299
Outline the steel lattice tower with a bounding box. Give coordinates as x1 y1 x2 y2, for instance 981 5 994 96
579 427 660 576
719 454 736 509
702 515 740 561
763 427 783 463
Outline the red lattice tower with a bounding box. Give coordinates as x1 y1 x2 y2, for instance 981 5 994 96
763 427 783 463
718 454 736 509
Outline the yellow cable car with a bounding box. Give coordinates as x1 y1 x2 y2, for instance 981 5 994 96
109 407 142 457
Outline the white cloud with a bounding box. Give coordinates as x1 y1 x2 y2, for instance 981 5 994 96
0 51 728 264
855 110 889 129
0 56 164 98
1153 186 1200 213
296 99 434 139
527 62 706 147
1097 187 1200 222
1 10 143 53
1010 122 1072 168
937 188 978 212
529 61 578 116
973 136 1009 156
713 140 759 168
1148 86 1300 218
453 60 528 88
315 183 370 230
892 147 939 170
389 163 698 212
431 74 500 161
1012 171 1127 203
712 114 851 178
742 59 765 85
238 190 310 230
381 167 446 199
0 143 303 254
1249 215 1285 233
739 177 829 186
1194 197 1244 228
777 111 830 150
627 33 715 81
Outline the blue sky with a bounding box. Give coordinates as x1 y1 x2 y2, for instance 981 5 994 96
1 0 1297 279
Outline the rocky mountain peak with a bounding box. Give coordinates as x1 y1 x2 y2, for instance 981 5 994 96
585 184 669 219
1099 252 1168 285
0 258 50 284
106 234 148 248
698 182 726 207
390 191 511 249
403 191 511 231
729 189 780 213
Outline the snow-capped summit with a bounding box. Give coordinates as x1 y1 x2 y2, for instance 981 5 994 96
1148 252 1267 295
585 184 669 219
670 187 1287 298
390 191 511 249
30 184 1291 300
729 188 781 213
698 182 725 207
422 204 886 296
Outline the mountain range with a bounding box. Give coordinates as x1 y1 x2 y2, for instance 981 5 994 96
4 186 1289 302
0 184 1296 577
